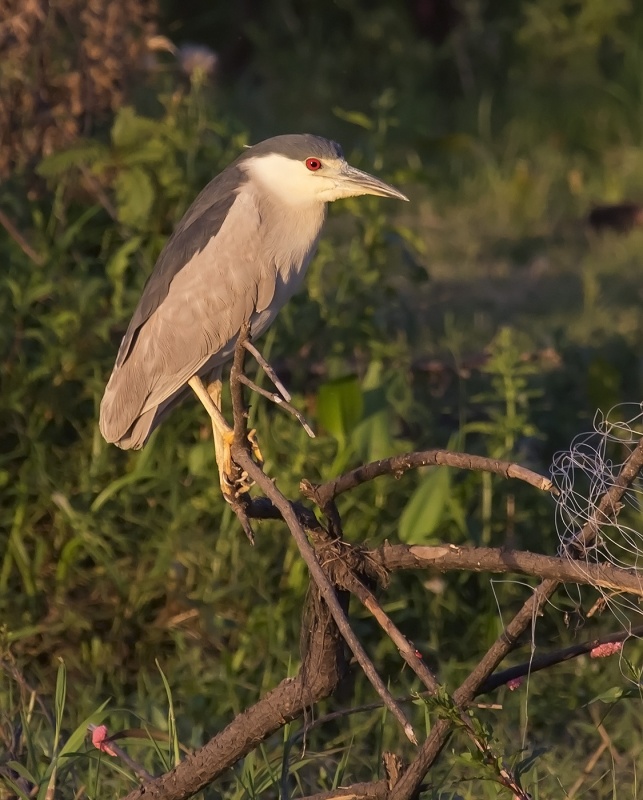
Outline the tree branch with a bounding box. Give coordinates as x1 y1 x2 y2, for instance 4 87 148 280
374 543 643 597
479 622 642 694
311 451 555 507
232 446 418 745
119 585 345 800
387 434 643 800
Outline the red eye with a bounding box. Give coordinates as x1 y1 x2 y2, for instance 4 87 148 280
306 157 322 171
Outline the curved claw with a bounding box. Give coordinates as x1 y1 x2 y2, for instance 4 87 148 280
219 430 264 501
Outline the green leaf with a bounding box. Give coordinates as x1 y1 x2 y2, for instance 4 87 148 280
115 168 155 229
332 107 374 130
350 361 394 461
1 776 31 800
36 141 109 177
5 761 37 787
106 235 144 316
111 107 163 150
317 376 364 449
398 466 451 544
37 700 110 795
54 660 66 752
589 686 624 704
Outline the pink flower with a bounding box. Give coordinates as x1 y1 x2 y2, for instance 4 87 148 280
507 677 523 691
91 725 118 757
590 642 622 659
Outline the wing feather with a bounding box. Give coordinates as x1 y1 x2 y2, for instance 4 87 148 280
114 166 245 369
100 189 278 444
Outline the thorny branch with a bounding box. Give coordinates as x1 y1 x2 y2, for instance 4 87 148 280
312 450 555 501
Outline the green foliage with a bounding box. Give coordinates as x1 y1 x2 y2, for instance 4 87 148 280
3 0 643 796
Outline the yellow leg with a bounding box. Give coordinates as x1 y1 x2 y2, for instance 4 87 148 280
204 376 234 480
188 374 257 500
188 375 235 498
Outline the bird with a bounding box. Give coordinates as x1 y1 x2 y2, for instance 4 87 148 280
99 134 408 499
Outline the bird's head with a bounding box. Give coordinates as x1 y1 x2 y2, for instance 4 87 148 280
239 134 408 206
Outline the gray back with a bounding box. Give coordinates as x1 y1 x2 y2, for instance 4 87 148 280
114 134 342 369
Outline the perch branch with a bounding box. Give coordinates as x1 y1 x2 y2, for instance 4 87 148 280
231 445 418 745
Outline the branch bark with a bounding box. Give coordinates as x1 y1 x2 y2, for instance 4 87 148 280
119 585 345 800
374 543 643 597
233 446 418 745
311 451 555 505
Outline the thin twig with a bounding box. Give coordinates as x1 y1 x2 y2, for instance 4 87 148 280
282 620 642 751
329 559 527 796
238 374 315 437
243 339 292 402
332 561 440 691
479 623 641 694
566 740 608 799
0 207 44 265
311 450 556 507
590 704 623 765
232 446 418 745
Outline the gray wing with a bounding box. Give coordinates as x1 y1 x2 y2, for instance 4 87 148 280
100 187 279 445
114 165 245 369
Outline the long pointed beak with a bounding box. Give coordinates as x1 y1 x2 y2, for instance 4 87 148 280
340 164 409 201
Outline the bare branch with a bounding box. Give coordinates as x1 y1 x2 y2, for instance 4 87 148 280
375 543 643 598
119 585 344 800
297 782 389 800
311 450 555 508
232 446 418 745
238 373 315 437
387 435 643 800
479 623 643 694
243 339 292 402
87 724 153 782
282 621 642 747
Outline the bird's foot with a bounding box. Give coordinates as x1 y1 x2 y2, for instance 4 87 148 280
219 429 263 501
247 428 264 465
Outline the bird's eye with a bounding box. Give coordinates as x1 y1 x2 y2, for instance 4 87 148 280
305 158 322 171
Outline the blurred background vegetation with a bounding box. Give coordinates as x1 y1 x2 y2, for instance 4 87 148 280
2 0 643 797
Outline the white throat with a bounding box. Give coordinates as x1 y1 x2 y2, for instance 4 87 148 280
242 153 330 206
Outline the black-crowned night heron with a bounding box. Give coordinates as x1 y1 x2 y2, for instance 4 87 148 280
100 134 407 499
